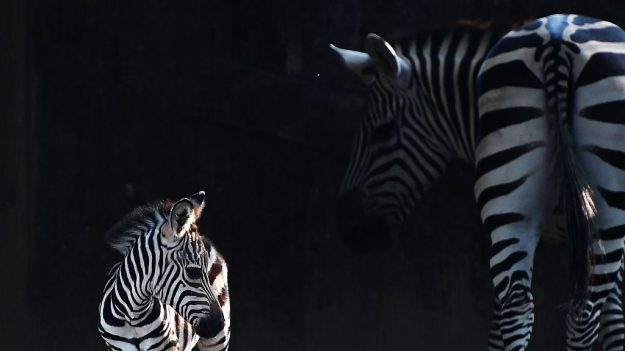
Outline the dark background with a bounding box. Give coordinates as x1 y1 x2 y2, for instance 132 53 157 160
3 1 625 350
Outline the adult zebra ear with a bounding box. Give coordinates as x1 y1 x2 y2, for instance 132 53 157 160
364 33 411 81
165 191 206 239
329 43 375 84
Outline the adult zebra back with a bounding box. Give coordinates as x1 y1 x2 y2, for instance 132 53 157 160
98 191 229 351
331 14 625 350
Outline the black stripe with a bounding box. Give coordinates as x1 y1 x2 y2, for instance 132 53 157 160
599 225 625 241
571 26 625 44
493 276 510 298
490 238 521 257
593 248 623 265
598 186 625 210
576 52 625 87
582 145 625 170
487 33 544 58
479 60 543 95
591 289 610 302
402 130 445 178
368 157 425 195
456 31 478 149
572 16 601 26
490 251 529 281
579 100 625 124
208 262 223 285
477 176 528 210
604 334 625 349
483 212 524 234
592 271 619 285
504 331 532 348
478 107 544 142
440 32 465 149
475 142 545 179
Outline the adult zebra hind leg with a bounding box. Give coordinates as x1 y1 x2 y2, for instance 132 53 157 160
598 257 624 350
565 15 625 351
565 216 625 351
476 39 552 349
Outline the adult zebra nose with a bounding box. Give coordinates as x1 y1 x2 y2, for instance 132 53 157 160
195 315 225 339
337 190 393 252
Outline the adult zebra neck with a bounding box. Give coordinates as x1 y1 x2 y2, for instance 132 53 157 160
394 25 505 163
334 24 507 251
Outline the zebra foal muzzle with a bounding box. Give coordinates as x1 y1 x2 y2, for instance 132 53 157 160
194 314 226 339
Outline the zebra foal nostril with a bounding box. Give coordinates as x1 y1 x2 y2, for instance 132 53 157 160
195 316 226 338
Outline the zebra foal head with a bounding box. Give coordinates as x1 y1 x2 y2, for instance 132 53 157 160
104 191 225 339
331 34 446 250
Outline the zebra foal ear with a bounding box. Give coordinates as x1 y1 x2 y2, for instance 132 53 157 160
364 33 410 81
166 191 206 238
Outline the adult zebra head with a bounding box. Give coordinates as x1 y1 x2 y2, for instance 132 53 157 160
332 34 453 250
104 191 225 340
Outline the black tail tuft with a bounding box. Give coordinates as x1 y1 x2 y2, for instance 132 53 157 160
546 42 596 306
561 157 595 300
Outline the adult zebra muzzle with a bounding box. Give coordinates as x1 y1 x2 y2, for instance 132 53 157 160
337 190 395 252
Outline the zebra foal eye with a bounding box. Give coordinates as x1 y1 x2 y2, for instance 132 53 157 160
186 265 203 280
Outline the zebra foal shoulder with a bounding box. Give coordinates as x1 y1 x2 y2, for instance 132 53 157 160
98 191 230 351
332 14 625 351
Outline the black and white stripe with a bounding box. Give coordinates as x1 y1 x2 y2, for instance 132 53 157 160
333 14 625 350
99 192 230 351
195 237 231 351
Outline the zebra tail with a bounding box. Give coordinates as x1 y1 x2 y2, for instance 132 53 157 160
548 47 596 307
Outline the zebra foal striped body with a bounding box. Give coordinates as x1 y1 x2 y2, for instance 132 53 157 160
98 192 230 351
333 14 625 350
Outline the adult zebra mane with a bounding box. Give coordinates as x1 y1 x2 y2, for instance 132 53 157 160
106 199 174 256
385 17 533 42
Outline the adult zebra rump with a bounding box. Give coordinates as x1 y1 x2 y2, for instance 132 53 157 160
331 14 625 350
99 191 230 351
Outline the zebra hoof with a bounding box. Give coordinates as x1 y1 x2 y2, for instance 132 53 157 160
569 298 593 323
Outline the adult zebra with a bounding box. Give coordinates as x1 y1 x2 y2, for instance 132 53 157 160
332 14 625 350
99 191 230 351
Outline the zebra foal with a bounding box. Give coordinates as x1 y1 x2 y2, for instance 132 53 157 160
332 14 625 350
98 191 230 351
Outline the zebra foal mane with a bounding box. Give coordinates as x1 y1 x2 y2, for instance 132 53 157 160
105 200 174 256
